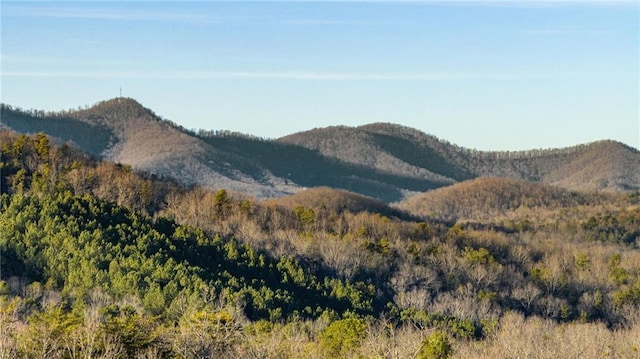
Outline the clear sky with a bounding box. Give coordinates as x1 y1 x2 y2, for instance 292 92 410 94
1 1 638 151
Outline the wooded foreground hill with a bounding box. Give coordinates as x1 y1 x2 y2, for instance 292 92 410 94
396 177 614 222
0 130 639 358
2 98 638 202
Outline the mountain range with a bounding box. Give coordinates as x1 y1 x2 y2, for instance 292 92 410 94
2 97 638 202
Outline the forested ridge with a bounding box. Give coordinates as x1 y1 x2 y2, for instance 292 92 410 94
279 122 640 195
3 98 639 203
396 177 615 222
1 130 640 358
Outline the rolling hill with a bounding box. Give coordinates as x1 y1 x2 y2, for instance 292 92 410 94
280 123 640 194
395 177 613 222
2 108 640 359
1 99 299 198
268 186 413 220
2 98 638 202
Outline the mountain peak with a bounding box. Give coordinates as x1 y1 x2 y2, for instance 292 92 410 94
78 97 154 119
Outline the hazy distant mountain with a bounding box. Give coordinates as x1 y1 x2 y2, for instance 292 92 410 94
2 98 638 202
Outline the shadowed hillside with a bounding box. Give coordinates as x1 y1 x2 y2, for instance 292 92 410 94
2 99 639 202
279 124 468 184
280 123 640 194
198 133 447 202
0 104 115 156
1 99 302 198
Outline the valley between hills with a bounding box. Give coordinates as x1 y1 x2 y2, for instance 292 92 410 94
0 98 639 358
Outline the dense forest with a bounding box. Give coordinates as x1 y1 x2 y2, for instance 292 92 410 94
1 130 639 358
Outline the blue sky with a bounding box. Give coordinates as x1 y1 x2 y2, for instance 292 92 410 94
1 1 638 150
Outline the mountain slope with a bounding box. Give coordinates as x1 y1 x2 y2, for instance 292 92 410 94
542 140 640 191
280 122 640 193
396 177 612 221
278 124 471 184
197 133 447 202
2 99 638 202
0 104 115 156
1 99 300 197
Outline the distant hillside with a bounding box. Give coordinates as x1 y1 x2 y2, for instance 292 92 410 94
461 139 640 193
0 104 115 156
396 177 612 222
279 123 473 184
2 99 639 202
269 187 412 220
196 133 446 202
280 123 640 193
1 99 300 198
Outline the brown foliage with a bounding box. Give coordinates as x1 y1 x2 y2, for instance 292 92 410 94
397 177 612 221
